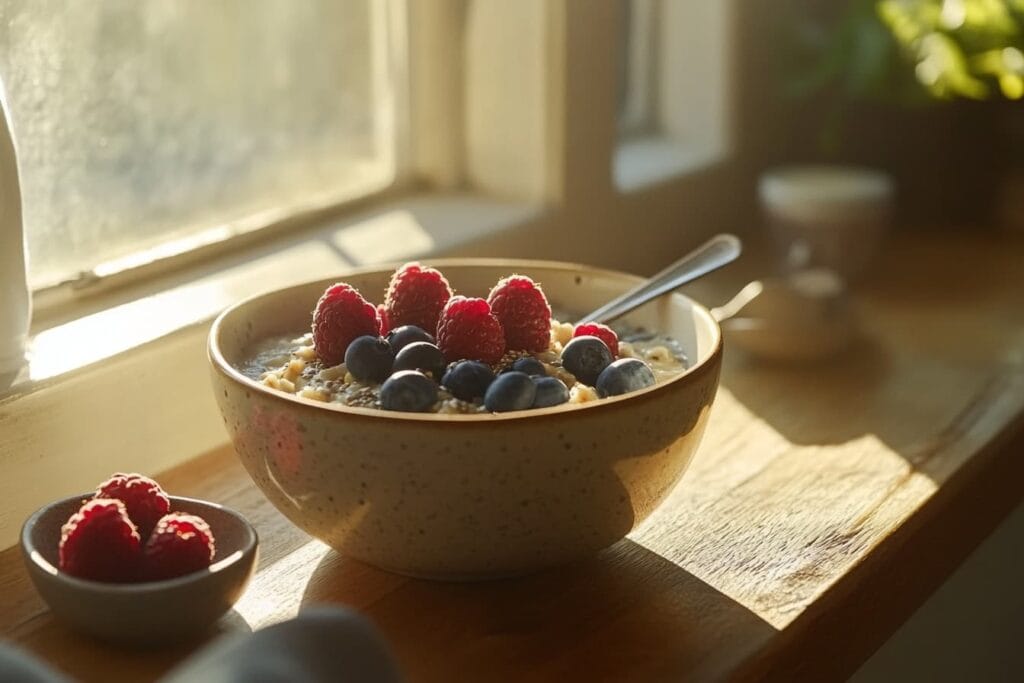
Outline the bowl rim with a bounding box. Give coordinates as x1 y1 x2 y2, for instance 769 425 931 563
21 494 259 593
208 257 723 422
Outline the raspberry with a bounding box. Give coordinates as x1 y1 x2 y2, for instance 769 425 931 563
59 499 141 582
144 513 216 581
94 472 170 539
376 303 391 336
435 296 506 364
487 275 552 353
312 283 379 367
573 322 620 358
383 262 453 333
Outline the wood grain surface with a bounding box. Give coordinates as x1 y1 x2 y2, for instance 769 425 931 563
2 233 1023 682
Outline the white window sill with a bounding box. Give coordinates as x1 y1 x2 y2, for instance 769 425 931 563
0 192 544 548
614 137 724 193
13 193 543 390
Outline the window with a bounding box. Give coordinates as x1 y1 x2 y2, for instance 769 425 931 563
618 0 660 138
0 1 399 290
614 0 732 191
0 2 742 547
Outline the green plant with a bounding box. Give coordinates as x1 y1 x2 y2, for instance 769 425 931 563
788 0 1024 151
880 0 1024 99
794 0 1024 100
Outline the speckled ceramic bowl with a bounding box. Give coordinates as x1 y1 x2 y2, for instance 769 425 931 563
209 259 722 579
22 495 258 643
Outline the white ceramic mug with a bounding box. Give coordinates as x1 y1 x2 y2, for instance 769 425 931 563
758 165 894 280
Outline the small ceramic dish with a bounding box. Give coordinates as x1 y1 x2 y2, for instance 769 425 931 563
714 269 856 361
21 495 258 644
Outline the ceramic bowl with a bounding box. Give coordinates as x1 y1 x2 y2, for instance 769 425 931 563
21 495 258 644
208 259 722 579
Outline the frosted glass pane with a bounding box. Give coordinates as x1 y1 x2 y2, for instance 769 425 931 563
0 1 393 289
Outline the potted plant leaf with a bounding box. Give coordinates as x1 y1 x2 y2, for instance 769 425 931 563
761 0 1024 262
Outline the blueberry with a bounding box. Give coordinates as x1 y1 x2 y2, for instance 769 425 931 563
380 370 439 412
560 335 613 386
441 360 496 401
344 335 394 384
392 341 446 380
506 356 546 377
532 376 569 408
484 371 537 412
596 358 656 397
387 325 435 353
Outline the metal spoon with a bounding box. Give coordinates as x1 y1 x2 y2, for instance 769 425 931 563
575 234 742 325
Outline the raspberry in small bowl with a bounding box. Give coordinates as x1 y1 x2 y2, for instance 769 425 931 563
209 259 721 579
21 492 257 644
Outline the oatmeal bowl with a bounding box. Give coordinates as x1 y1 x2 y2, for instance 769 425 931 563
208 259 721 579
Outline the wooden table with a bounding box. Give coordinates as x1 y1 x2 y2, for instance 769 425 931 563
2 232 1023 682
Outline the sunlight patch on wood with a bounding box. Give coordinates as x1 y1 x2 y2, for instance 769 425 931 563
232 538 333 630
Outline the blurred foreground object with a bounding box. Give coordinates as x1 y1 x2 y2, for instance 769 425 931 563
162 607 403 683
0 607 403 683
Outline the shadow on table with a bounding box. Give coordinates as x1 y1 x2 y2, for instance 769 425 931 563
722 328 1014 484
720 240 1021 471
722 338 891 448
300 540 777 681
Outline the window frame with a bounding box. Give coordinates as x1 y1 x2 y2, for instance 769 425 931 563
617 0 660 138
18 0 412 305
0 0 740 549
614 0 733 191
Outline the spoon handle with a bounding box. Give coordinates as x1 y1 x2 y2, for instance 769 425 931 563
575 234 741 326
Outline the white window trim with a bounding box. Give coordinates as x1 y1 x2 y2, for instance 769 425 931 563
618 0 660 138
0 0 739 548
614 0 734 191
0 79 29 380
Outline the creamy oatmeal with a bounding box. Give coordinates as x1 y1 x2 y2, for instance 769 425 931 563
242 319 688 413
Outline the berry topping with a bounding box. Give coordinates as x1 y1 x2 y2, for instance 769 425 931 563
376 304 391 337
532 376 570 408
393 341 447 380
386 325 436 354
312 283 379 367
441 360 496 401
596 358 656 397
380 370 439 412
94 472 170 539
560 335 614 386
573 322 620 358
486 275 552 353
344 335 395 384
144 513 216 581
383 262 453 333
59 498 141 583
507 356 547 377
435 296 506 364
484 371 537 413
